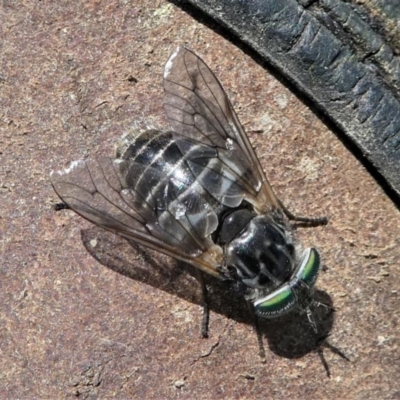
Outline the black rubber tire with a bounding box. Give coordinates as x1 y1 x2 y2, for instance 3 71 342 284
173 0 400 199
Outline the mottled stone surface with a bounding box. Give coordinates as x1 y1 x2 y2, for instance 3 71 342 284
1 1 399 398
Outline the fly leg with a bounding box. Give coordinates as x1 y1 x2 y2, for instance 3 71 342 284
316 334 351 378
279 200 328 227
53 202 70 211
195 270 210 338
247 301 266 362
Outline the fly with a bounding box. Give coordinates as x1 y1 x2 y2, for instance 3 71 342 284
51 47 328 335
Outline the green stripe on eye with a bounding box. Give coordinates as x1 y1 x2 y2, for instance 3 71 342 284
298 248 320 287
254 286 296 316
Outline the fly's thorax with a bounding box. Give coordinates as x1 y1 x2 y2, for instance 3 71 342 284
224 212 296 290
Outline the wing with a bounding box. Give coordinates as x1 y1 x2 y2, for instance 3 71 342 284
50 157 224 278
163 46 280 213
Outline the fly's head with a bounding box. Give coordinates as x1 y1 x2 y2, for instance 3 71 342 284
253 247 321 332
222 211 322 332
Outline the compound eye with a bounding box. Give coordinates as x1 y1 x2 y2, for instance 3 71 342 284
296 248 320 287
253 285 296 317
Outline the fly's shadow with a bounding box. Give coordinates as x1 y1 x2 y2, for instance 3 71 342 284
81 226 345 372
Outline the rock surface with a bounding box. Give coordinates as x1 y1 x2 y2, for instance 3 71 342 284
1 1 399 398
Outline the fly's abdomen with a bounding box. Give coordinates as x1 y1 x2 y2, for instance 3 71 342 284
116 129 223 254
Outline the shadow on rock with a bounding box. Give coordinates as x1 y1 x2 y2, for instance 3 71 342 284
81 226 337 362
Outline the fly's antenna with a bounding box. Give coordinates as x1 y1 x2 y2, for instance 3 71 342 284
306 307 318 333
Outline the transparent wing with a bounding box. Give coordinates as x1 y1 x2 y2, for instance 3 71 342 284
50 158 223 278
163 46 280 212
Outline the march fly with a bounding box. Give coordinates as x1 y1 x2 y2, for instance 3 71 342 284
51 47 328 334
